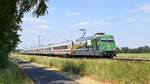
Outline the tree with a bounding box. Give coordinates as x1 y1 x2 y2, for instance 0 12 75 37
120 47 130 53
118 46 150 53
0 0 48 67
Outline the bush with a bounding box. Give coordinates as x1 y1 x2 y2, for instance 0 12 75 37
29 57 36 62
0 50 9 68
63 61 87 76
0 61 34 84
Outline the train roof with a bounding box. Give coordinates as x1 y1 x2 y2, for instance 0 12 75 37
76 34 114 42
48 42 71 47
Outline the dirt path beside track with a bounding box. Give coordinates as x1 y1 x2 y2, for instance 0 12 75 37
15 59 79 84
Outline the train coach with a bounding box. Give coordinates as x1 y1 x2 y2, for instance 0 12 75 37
22 33 117 58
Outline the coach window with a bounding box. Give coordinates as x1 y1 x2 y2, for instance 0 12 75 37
48 47 51 50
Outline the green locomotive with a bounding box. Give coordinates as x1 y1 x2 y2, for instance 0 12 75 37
71 33 117 58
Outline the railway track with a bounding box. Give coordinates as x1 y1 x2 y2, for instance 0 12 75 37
67 55 150 62
70 57 150 62
113 58 150 62
20 54 150 62
64 56 150 62
50 56 150 62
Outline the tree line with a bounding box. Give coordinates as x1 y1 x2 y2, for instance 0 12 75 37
117 46 150 53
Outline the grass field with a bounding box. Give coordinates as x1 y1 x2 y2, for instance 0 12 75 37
0 61 34 84
15 53 150 84
117 53 150 60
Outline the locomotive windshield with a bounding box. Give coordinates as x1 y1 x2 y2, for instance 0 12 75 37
100 37 114 42
101 40 114 43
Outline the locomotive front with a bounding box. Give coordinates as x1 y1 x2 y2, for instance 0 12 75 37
95 33 117 58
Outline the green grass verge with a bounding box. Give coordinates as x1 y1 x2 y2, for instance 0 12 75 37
15 54 150 84
0 61 34 84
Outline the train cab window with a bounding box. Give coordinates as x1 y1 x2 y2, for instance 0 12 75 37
101 40 114 43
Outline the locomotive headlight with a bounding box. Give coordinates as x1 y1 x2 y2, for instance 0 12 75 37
113 48 116 50
99 51 102 53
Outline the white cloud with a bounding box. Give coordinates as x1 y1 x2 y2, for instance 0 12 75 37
71 21 110 29
65 12 79 16
127 17 136 23
138 4 150 13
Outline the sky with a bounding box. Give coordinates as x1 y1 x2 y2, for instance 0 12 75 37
18 0 150 49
